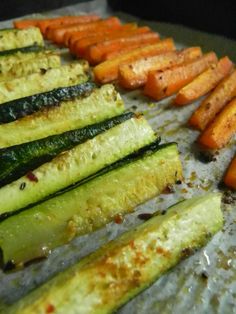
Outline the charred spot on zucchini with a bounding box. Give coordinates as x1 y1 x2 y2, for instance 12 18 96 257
0 140 182 266
0 81 96 124
3 194 222 314
0 112 134 187
0 115 155 217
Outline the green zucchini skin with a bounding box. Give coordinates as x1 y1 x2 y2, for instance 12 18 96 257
0 45 44 57
0 115 155 218
0 82 96 124
3 193 222 313
0 112 134 188
0 140 181 268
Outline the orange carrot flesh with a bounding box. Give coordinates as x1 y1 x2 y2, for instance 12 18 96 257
118 47 202 90
85 32 159 65
67 23 137 50
44 15 101 39
198 97 236 149
189 69 236 130
175 56 233 105
103 46 145 60
50 17 121 45
224 155 236 190
144 52 218 100
93 38 175 84
74 26 151 59
14 19 41 29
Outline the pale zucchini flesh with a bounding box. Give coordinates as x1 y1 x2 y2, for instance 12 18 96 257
5 193 223 314
0 53 61 81
0 27 44 51
0 47 49 74
0 116 155 217
0 62 88 104
0 142 182 267
0 84 124 148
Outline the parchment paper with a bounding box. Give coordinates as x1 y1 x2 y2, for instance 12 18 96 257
0 1 236 313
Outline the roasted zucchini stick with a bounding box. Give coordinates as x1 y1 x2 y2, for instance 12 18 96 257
0 140 182 267
0 84 124 148
0 112 131 187
0 62 88 104
0 115 155 217
0 27 43 51
0 53 61 81
0 45 47 74
0 81 96 124
5 193 222 313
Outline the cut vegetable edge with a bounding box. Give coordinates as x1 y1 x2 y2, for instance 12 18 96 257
0 139 182 268
4 193 222 313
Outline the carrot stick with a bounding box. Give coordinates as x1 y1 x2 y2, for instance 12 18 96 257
118 47 202 90
144 52 217 100
44 15 101 39
67 23 137 49
224 155 236 190
175 56 233 105
93 38 175 84
50 17 121 45
103 46 145 60
84 32 159 65
189 69 236 130
14 19 41 29
74 26 151 59
198 97 236 149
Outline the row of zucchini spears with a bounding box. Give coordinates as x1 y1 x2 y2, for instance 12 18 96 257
0 27 182 270
0 26 223 313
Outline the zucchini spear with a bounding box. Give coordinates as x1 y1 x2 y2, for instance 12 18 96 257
0 83 124 148
0 62 88 104
0 27 44 51
0 140 182 267
0 53 61 81
0 81 96 125
0 115 155 218
4 193 222 313
0 112 131 187
0 45 48 74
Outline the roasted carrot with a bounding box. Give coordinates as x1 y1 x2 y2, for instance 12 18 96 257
93 38 175 84
14 19 41 29
175 57 233 105
189 69 236 130
104 46 144 60
118 47 202 90
224 155 236 190
50 17 121 45
73 26 152 59
198 97 236 149
144 52 217 100
84 32 159 65
67 23 137 50
44 15 101 39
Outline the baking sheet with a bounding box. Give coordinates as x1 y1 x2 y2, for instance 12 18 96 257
0 1 236 313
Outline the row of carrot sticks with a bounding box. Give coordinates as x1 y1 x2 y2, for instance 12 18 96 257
14 14 236 189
